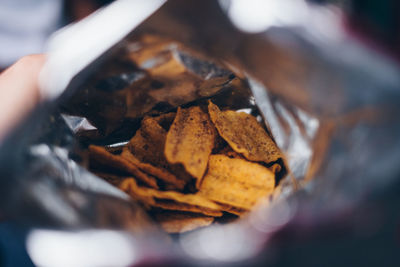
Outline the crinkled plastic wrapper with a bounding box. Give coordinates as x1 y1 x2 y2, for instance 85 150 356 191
2 1 400 266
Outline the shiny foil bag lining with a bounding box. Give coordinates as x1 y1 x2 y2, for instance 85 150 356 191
1 0 400 265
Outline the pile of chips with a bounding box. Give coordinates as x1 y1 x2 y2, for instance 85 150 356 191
89 101 285 233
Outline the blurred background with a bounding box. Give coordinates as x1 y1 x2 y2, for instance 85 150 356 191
0 0 399 70
0 0 399 266
0 0 113 71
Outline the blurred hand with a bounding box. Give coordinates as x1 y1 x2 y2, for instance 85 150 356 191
0 54 45 141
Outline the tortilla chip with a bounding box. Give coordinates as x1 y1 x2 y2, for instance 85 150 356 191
119 178 223 217
199 155 275 210
128 116 170 169
128 116 193 184
153 211 214 233
165 106 216 187
89 145 158 189
121 148 186 191
208 101 282 165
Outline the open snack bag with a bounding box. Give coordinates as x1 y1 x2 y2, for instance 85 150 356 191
1 0 400 266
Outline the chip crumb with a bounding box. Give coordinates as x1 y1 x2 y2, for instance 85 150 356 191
128 117 169 168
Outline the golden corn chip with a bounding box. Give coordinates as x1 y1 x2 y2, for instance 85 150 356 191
199 155 275 210
118 178 155 209
121 148 186 191
208 101 282 165
128 116 193 184
89 145 159 189
153 211 214 233
165 106 216 187
128 116 170 169
120 178 223 217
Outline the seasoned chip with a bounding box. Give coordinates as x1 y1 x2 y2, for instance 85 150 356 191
120 178 223 217
118 178 155 209
153 211 214 233
128 116 193 184
89 145 158 189
165 106 216 187
121 148 186 191
128 116 168 168
199 155 275 210
208 101 282 165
